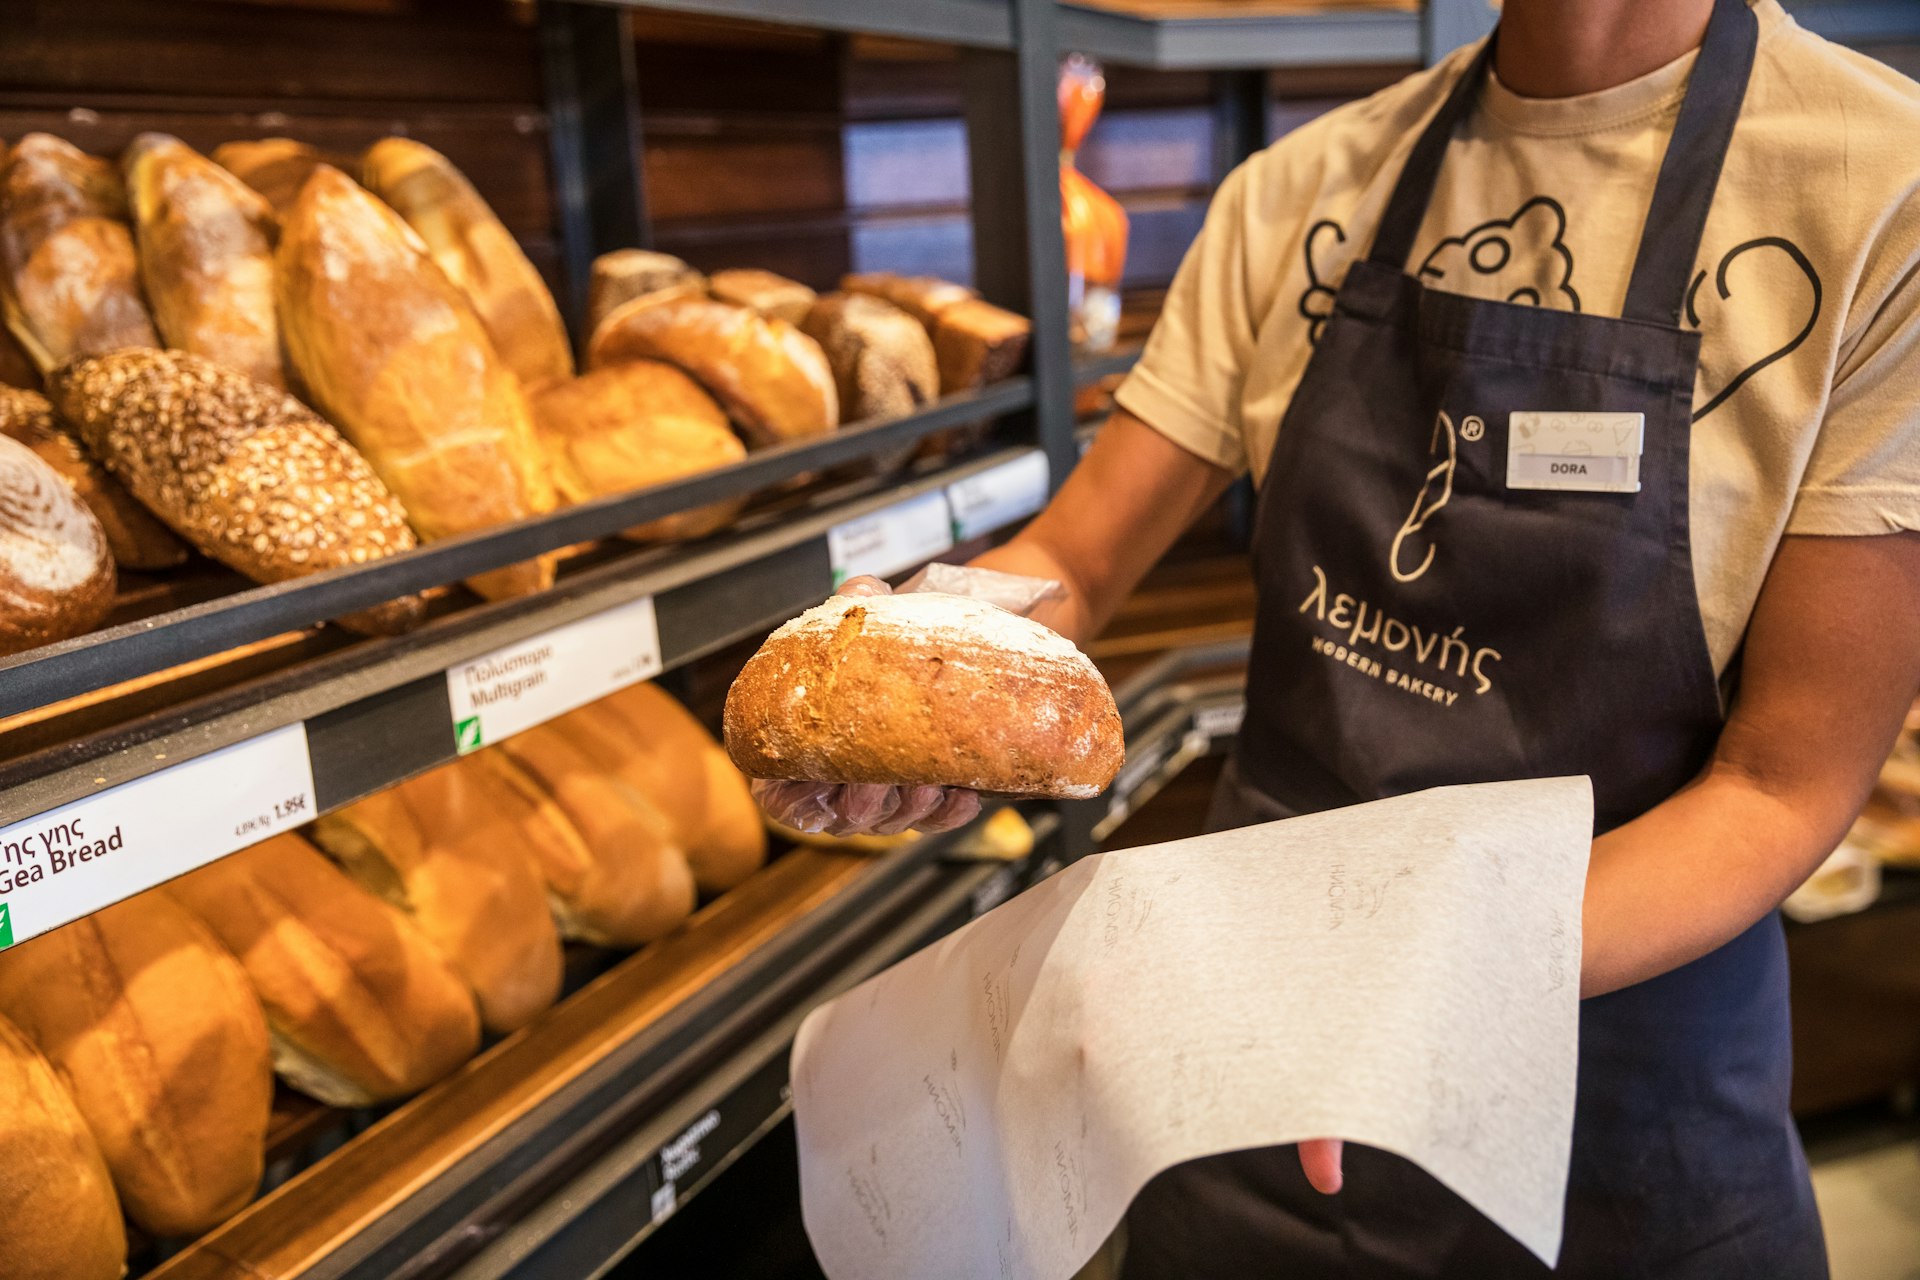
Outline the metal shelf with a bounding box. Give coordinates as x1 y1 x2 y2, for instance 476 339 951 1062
591 0 1016 47
1057 2 1421 69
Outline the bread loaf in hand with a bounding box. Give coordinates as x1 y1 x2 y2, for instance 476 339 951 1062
589 248 701 334
49 349 424 635
0 891 274 1239
710 268 815 326
212 138 326 214
308 761 564 1035
0 1015 127 1280
0 383 186 569
362 137 574 393
0 432 114 656
588 295 837 447
125 133 286 389
725 592 1123 797
801 292 938 423
530 360 746 542
168 833 481 1107
0 133 159 373
277 165 558 601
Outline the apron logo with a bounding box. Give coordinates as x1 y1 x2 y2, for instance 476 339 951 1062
1389 410 1458 583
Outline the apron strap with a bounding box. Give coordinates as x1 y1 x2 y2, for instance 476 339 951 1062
1365 38 1496 273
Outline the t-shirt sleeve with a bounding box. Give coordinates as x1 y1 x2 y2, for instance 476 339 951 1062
1786 226 1920 536
1112 161 1259 475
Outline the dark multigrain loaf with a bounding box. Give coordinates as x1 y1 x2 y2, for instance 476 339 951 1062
722 592 1123 797
799 292 938 423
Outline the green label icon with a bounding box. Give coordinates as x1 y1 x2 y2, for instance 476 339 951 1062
0 903 14 950
455 716 484 754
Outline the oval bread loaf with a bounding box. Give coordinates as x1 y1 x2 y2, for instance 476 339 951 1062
723 592 1123 798
0 1014 127 1280
0 431 114 655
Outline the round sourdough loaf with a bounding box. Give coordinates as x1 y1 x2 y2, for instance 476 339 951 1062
723 592 1123 798
0 432 113 655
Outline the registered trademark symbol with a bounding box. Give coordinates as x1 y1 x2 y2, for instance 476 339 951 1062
1460 415 1486 442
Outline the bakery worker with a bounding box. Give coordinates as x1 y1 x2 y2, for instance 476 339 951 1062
758 0 1920 1273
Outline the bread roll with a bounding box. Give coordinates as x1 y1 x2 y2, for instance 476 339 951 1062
167 833 481 1107
801 292 938 423
212 138 325 214
308 761 564 1034
725 592 1123 797
588 296 836 447
841 272 974 330
0 892 273 1238
932 296 1031 394
362 137 574 393
0 133 160 373
125 133 285 390
589 248 701 334
530 361 747 542
0 383 186 569
0 433 114 656
551 683 767 893
710 267 815 326
0 1014 127 1280
489 722 698 944
49 349 424 636
277 165 558 601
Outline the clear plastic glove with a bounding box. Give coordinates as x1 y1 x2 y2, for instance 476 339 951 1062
748 569 1061 837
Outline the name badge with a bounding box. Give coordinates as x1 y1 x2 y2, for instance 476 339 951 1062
1506 411 1644 494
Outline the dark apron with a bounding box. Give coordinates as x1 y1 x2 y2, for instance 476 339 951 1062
1123 1 1827 1275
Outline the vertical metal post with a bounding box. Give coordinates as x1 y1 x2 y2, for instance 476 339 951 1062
1209 68 1268 181
961 0 1077 491
540 1 650 342
1423 0 1499 64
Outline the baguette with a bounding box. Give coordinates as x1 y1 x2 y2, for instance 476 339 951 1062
588 248 701 334
277 165 558 601
49 349 424 635
841 272 974 330
0 891 274 1239
0 133 159 373
0 1014 127 1280
362 137 574 393
211 138 325 215
308 761 564 1034
529 360 746 542
801 292 938 423
167 832 481 1107
588 295 836 447
724 592 1124 797
0 432 114 656
710 267 815 326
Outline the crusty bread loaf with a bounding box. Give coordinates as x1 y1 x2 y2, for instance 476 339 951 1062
932 296 1031 394
0 133 160 373
551 683 767 894
489 722 698 944
125 133 286 389
801 292 938 423
0 1015 127 1280
277 165 558 601
211 138 325 214
308 761 564 1034
167 832 481 1107
530 360 747 542
589 248 701 334
710 268 815 327
841 272 974 330
0 892 273 1239
50 350 424 635
0 432 114 656
0 383 186 569
588 295 837 447
725 592 1123 797
362 137 574 393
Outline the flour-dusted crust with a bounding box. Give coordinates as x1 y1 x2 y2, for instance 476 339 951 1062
0 432 113 655
723 592 1123 797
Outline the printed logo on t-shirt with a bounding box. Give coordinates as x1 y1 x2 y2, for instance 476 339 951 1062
1684 236 1821 422
1416 195 1581 309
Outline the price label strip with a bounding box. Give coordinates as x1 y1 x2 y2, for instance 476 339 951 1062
827 491 954 586
0 722 316 950
447 595 662 754
946 450 1050 542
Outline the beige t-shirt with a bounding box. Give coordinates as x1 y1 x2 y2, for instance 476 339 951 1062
1116 0 1920 675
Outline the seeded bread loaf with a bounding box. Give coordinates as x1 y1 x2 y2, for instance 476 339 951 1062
0 433 114 656
724 592 1124 797
0 384 185 569
588 248 701 334
277 165 558 601
710 268 816 326
800 292 938 423
49 350 424 635
125 133 286 389
0 1014 127 1280
0 133 160 373
212 138 326 214
362 137 574 393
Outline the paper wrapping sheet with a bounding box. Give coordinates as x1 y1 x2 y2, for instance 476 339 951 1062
792 777 1593 1278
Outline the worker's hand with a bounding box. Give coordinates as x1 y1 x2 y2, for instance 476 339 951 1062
1299 1138 1344 1195
749 575 984 837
